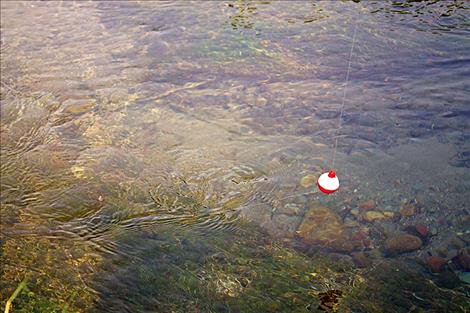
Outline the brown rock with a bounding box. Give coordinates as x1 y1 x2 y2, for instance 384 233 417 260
400 203 417 217
351 231 367 241
344 218 360 228
426 256 447 273
63 99 96 115
351 252 372 268
362 211 388 222
300 174 316 188
385 234 422 255
297 204 354 252
359 200 376 211
415 223 429 237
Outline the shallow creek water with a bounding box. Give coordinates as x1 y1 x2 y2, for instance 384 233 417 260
1 1 469 312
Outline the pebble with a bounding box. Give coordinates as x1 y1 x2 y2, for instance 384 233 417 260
359 200 376 211
385 234 422 255
400 203 417 217
415 223 429 237
344 218 360 228
300 174 316 188
362 211 390 222
350 208 359 216
256 97 268 106
426 256 447 273
351 231 367 241
63 99 96 115
110 89 133 103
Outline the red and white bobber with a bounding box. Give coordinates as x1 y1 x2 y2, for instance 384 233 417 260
317 170 340 194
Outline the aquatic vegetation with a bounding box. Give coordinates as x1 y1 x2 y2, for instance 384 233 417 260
3 278 27 313
86 219 370 312
0 235 99 313
317 289 343 312
346 261 470 313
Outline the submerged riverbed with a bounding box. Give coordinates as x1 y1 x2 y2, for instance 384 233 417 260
1 1 469 312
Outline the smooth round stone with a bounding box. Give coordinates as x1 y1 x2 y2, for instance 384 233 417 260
63 99 96 115
400 203 417 217
385 234 422 254
350 208 360 216
362 211 387 222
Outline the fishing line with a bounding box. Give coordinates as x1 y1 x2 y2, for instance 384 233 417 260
331 23 358 169
312 21 359 195
244 23 360 198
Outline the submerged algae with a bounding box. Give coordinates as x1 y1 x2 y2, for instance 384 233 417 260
0 236 99 313
346 261 469 313
91 224 363 312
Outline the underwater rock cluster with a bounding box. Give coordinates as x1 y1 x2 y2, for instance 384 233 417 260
296 203 356 253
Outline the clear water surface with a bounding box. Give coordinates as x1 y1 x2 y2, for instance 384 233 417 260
1 1 469 312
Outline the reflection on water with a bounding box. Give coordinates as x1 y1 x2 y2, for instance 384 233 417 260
1 1 469 312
